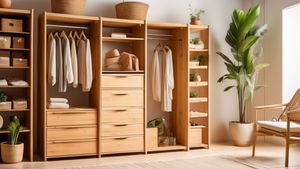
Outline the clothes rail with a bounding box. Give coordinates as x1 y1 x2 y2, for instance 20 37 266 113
47 24 89 30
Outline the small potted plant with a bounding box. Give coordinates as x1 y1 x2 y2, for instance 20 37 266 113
0 91 11 110
190 37 204 49
1 117 23 163
189 4 205 25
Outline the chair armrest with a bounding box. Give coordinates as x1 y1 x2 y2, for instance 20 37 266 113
255 103 288 110
287 108 300 114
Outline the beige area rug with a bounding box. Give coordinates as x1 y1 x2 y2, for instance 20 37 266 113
54 155 269 169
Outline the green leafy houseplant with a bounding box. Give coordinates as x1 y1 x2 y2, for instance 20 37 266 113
189 4 205 20
7 118 23 145
0 91 7 102
216 4 268 123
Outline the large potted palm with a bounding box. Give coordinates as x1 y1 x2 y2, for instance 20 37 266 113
217 4 268 146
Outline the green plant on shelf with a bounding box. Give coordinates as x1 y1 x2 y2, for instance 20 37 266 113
0 91 7 102
190 37 200 44
190 73 197 82
190 92 198 98
190 55 208 65
7 117 23 145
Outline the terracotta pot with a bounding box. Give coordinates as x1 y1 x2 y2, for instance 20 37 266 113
229 122 254 147
190 18 201 25
1 142 24 163
0 0 11 9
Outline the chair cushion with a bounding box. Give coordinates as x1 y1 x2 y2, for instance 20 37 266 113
257 121 300 132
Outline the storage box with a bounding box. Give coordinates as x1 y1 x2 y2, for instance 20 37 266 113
12 51 25 58
0 36 11 48
12 99 27 109
189 128 202 147
1 18 23 32
189 61 199 67
0 101 11 110
0 57 9 66
0 51 10 57
12 37 25 48
147 128 158 148
12 58 27 66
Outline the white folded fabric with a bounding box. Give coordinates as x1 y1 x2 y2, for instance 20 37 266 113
47 103 69 109
49 98 68 103
7 78 28 86
0 79 8 86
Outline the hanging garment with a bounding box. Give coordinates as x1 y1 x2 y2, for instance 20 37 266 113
84 39 93 91
163 46 174 112
69 36 78 88
61 31 73 92
77 39 86 90
53 33 64 92
151 47 163 101
47 32 56 86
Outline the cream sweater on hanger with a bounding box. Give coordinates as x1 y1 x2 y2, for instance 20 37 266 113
69 37 78 88
53 33 64 92
47 32 56 86
61 31 74 92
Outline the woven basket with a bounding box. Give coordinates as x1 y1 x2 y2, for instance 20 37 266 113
51 0 87 15
115 1 149 20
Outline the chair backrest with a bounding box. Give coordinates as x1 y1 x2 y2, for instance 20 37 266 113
279 88 300 122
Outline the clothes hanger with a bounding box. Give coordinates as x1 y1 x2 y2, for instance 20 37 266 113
68 31 73 38
73 31 80 40
153 42 161 52
80 30 87 40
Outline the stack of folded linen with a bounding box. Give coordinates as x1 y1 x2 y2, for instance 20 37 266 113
47 98 69 109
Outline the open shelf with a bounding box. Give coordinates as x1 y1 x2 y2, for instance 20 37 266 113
189 82 208 87
189 112 207 118
189 65 208 69
189 144 208 148
0 31 30 35
189 97 208 103
190 25 209 32
46 107 97 112
147 145 186 152
102 37 144 43
0 66 30 69
190 125 206 129
0 109 29 112
0 85 30 88
0 48 29 51
0 127 30 133
102 17 144 28
189 49 208 52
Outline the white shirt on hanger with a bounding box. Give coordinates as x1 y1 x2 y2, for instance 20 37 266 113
60 31 73 92
69 37 78 88
84 39 93 91
47 32 56 86
151 47 163 101
53 32 64 92
164 46 174 112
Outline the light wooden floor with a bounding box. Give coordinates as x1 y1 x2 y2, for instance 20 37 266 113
1 141 300 169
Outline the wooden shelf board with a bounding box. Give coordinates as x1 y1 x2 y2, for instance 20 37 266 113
0 66 30 69
0 8 31 16
190 144 209 148
189 49 208 52
189 81 208 87
0 31 30 35
189 97 208 103
0 127 30 133
102 70 144 74
147 145 186 152
189 66 208 69
0 85 30 88
189 112 208 118
190 125 206 129
0 47 29 51
46 12 98 23
0 109 29 112
190 25 209 32
147 21 187 30
102 37 144 42
102 17 144 27
46 107 97 112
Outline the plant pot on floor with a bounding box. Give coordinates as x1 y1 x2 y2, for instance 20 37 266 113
229 122 254 147
190 18 201 25
1 142 24 163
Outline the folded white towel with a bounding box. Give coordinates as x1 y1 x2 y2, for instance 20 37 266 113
0 79 8 86
47 103 69 109
49 98 68 103
7 78 28 86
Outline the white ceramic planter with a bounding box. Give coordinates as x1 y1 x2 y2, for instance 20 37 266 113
1 142 24 163
229 122 254 147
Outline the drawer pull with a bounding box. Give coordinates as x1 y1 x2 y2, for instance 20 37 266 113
114 124 128 127
114 109 128 112
52 112 87 115
114 75 128 78
114 137 129 140
112 92 128 95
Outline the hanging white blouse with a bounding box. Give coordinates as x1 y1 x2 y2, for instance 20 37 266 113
69 37 78 88
84 39 93 91
47 32 56 86
164 46 174 112
151 48 163 101
60 31 73 92
53 33 64 92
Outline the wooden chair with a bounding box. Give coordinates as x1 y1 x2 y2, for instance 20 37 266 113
252 88 300 167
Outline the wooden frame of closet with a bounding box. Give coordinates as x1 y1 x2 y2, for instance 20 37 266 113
38 12 101 161
0 8 34 162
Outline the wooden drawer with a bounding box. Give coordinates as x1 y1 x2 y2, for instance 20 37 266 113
102 90 144 107
102 108 143 123
47 111 97 126
102 74 144 88
189 128 202 147
47 139 97 157
101 136 143 154
102 124 143 137
47 127 97 141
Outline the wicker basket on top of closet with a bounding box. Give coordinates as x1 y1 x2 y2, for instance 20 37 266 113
188 25 210 149
0 8 34 162
100 17 146 155
38 12 101 161
146 21 189 152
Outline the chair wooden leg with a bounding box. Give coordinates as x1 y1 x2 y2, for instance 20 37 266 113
252 134 257 156
285 138 289 167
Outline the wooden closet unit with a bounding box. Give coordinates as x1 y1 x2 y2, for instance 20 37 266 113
146 21 189 152
188 25 210 149
0 8 34 162
99 17 146 155
38 12 100 160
